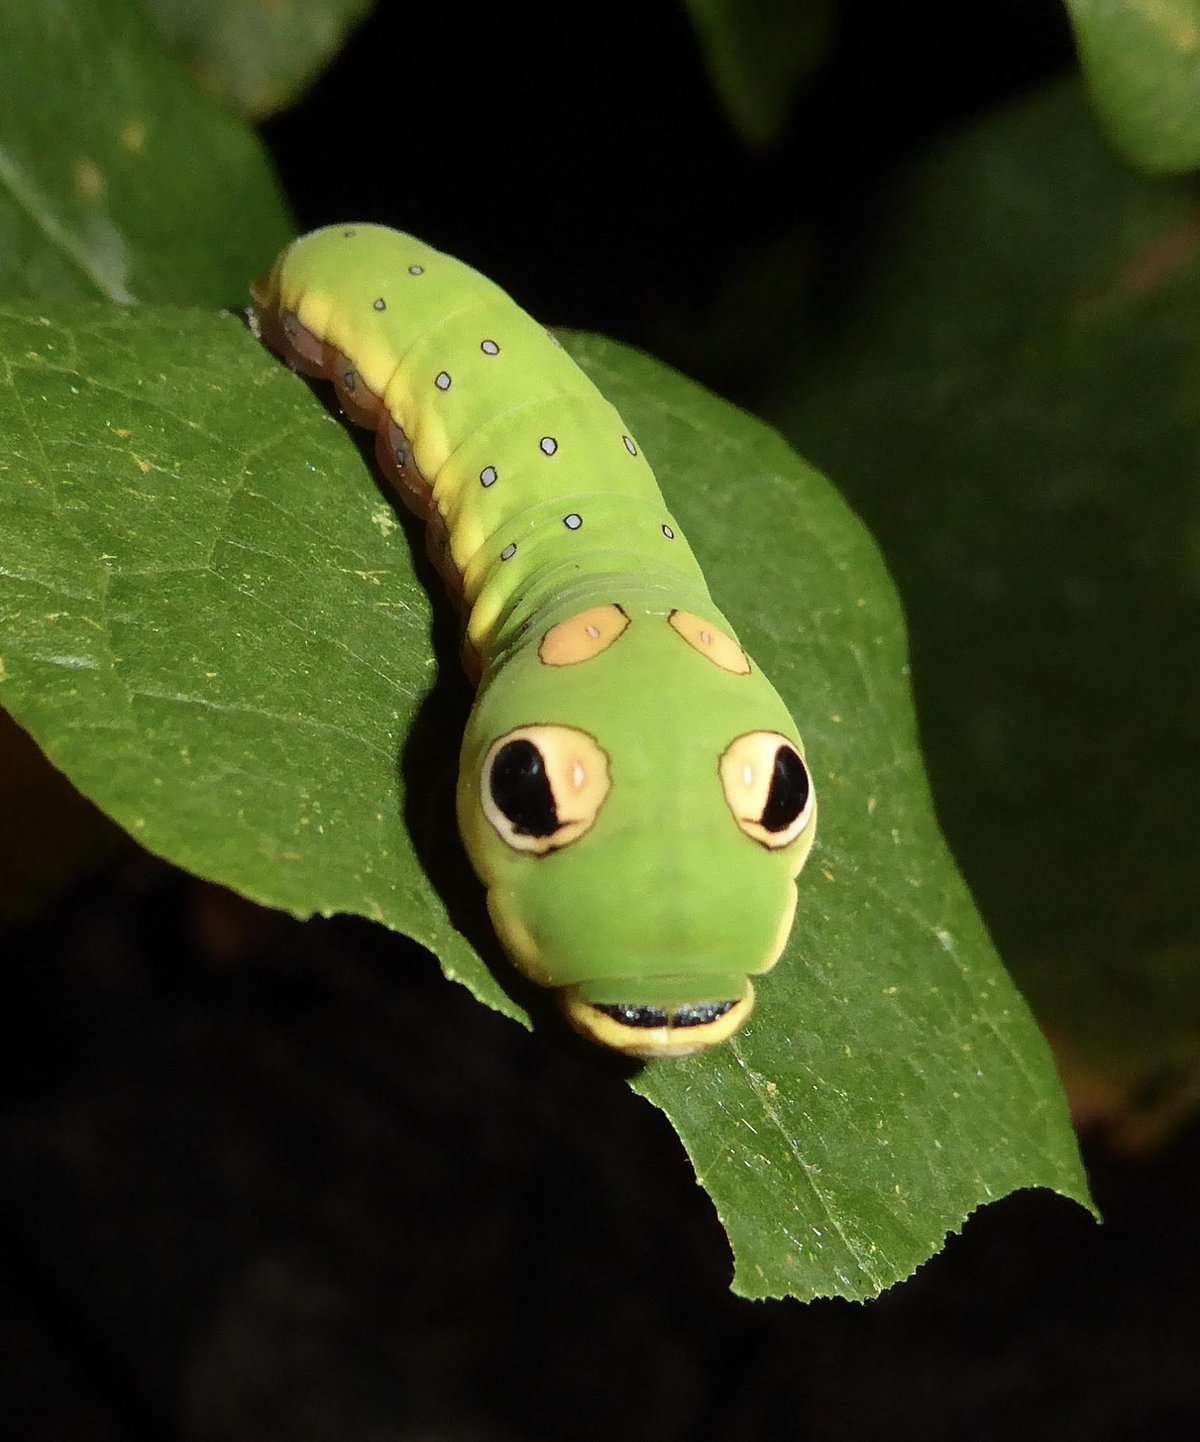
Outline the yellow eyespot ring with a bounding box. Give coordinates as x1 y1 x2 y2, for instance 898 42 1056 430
481 724 612 856
719 731 814 850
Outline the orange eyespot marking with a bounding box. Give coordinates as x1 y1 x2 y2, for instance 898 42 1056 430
668 610 750 675
539 604 630 666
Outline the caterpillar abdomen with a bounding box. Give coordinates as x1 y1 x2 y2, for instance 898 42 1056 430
253 225 701 674
253 224 816 1058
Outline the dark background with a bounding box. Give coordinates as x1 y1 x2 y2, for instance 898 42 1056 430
266 2 1074 378
6 3 1198 1439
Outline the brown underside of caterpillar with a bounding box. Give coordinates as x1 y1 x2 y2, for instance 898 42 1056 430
250 297 482 683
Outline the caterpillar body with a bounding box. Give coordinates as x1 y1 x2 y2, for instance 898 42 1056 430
252 224 816 1058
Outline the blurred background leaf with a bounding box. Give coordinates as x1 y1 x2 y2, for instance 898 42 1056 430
683 0 834 146
0 0 290 304
1067 0 1200 173
145 0 374 119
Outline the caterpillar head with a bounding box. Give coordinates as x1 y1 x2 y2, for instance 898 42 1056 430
457 598 816 1058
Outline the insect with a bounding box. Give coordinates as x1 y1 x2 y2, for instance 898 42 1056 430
251 224 816 1058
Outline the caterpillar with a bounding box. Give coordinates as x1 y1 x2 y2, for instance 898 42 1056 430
251 224 816 1058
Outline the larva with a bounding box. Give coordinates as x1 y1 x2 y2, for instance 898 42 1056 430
252 224 816 1058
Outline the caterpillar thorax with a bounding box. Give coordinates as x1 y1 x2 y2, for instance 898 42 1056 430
253 224 815 1057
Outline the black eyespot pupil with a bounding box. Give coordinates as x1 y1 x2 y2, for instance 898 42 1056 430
490 739 560 837
760 746 810 832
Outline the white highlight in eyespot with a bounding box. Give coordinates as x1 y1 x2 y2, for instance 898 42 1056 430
571 762 585 789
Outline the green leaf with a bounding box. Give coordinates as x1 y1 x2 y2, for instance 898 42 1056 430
1067 0 1200 172
765 80 1200 1136
683 0 833 146
0 300 1091 1300
0 303 509 1017
145 0 374 119
0 0 291 305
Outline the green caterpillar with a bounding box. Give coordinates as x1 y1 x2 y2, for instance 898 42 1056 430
252 224 816 1057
